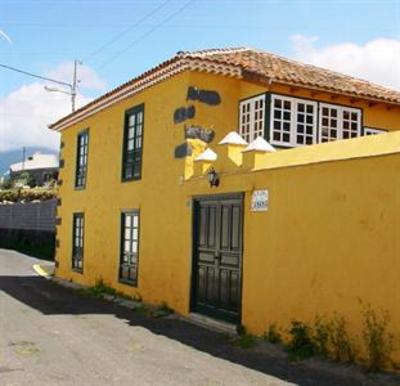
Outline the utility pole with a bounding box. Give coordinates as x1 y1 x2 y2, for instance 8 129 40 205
44 59 80 113
71 59 78 112
22 147 26 171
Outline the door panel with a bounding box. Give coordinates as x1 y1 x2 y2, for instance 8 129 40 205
192 194 243 323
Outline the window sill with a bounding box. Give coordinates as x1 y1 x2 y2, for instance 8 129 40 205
72 268 83 274
121 177 141 183
119 278 137 287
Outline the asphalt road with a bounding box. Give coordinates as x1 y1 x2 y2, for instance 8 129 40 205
0 249 398 386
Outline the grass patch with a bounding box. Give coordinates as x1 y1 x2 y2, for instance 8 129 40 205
233 334 257 349
84 280 117 298
231 326 256 349
151 302 174 318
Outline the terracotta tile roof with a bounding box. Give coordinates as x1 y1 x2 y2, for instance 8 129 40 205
50 47 400 131
185 47 400 104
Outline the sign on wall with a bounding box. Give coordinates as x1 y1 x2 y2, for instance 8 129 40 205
251 190 269 212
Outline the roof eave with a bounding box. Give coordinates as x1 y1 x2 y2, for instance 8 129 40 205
242 71 400 107
49 56 243 132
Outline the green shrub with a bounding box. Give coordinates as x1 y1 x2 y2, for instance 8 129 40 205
327 314 355 363
361 304 394 371
151 302 174 318
286 320 316 361
263 323 282 344
85 279 116 298
0 187 57 203
313 316 330 357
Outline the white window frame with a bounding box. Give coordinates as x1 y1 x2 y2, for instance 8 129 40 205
364 127 386 136
239 94 266 143
269 94 318 147
319 103 362 142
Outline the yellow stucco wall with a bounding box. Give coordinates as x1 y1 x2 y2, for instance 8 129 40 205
56 69 400 362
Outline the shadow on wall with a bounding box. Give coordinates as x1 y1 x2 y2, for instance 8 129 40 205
1 272 399 386
0 229 55 260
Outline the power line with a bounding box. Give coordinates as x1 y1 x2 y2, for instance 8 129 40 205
0 61 79 112
96 0 195 71
0 63 72 88
83 0 172 61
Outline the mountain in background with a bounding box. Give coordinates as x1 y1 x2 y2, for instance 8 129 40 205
0 147 58 175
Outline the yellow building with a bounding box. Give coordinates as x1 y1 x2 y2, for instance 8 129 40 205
50 48 400 361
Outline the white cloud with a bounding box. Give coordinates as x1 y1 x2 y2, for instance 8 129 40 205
0 63 106 152
47 61 106 91
291 35 400 90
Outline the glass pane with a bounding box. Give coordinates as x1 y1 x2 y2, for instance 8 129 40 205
133 215 138 227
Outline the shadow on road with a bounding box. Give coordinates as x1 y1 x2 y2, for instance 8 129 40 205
0 274 398 386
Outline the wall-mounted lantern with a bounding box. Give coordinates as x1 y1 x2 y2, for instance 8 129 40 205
207 167 220 188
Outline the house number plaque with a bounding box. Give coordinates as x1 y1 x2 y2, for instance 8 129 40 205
251 190 269 212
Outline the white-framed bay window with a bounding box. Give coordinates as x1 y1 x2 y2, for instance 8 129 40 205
270 94 318 147
239 94 266 143
319 103 361 142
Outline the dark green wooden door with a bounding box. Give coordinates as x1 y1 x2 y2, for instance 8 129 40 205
192 194 243 323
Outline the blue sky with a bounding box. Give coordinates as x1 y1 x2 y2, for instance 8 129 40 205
0 0 399 151
1 0 399 95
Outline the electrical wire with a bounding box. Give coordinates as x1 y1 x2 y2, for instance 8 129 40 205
96 0 195 71
0 63 72 87
83 0 172 61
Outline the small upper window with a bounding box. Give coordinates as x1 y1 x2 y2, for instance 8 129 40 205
122 105 144 181
75 130 89 188
364 127 386 136
270 95 317 147
319 104 361 142
239 95 265 143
